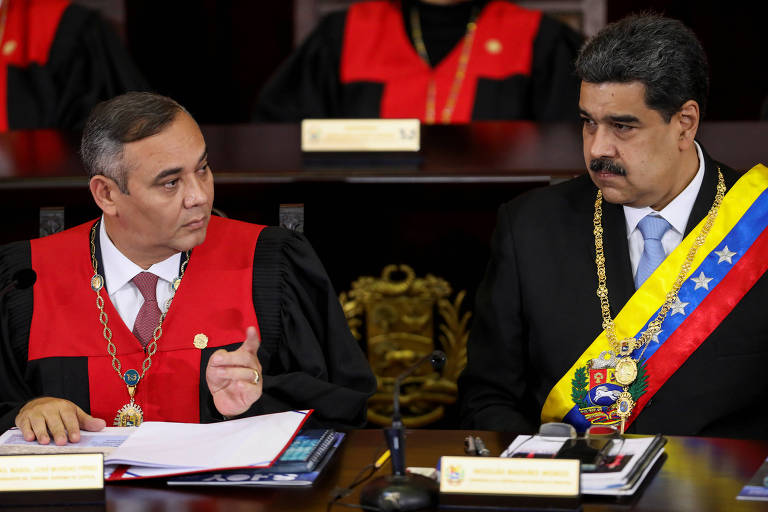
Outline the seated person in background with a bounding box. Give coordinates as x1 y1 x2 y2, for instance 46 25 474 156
0 0 148 131
255 0 582 123
459 14 768 439
0 92 376 444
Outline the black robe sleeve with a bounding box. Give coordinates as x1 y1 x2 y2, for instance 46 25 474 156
7 3 150 130
253 11 347 122
0 241 36 432
457 202 538 433
201 227 376 428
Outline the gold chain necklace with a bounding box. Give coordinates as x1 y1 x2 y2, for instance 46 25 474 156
410 5 479 124
593 168 725 431
89 223 190 426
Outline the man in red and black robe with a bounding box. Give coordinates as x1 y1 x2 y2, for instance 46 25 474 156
0 92 375 443
255 0 582 123
1 0 148 131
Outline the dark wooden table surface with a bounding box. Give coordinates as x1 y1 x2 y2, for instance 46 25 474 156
77 429 766 512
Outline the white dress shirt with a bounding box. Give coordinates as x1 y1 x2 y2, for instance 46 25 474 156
99 218 181 331
624 142 706 278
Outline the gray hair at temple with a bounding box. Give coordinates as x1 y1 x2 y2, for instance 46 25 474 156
80 92 190 193
575 14 709 122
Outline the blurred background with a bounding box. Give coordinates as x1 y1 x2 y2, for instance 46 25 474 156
93 0 768 123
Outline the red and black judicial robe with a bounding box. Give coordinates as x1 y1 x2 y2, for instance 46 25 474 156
255 0 582 123
0 216 376 430
0 0 148 131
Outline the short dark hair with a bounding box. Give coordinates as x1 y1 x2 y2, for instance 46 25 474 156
80 92 190 193
575 14 709 122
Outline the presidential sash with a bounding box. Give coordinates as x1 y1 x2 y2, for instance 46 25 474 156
541 164 768 432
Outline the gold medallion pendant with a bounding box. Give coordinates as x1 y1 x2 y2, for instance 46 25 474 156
614 358 638 386
114 399 144 427
615 391 635 434
90 274 104 292
114 371 143 426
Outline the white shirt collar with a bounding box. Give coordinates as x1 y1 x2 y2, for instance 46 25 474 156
623 141 706 237
99 217 181 295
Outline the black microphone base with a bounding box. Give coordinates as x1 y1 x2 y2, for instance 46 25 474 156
360 474 438 511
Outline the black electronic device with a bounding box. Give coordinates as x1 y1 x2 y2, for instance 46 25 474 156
270 429 336 473
557 437 619 471
557 439 602 464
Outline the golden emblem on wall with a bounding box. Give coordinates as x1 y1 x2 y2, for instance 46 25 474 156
340 264 470 427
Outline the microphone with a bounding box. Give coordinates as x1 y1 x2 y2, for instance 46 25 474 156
360 350 446 511
0 269 37 298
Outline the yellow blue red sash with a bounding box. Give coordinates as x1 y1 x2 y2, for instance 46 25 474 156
541 164 768 431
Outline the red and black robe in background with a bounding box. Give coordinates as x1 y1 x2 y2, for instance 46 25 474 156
255 0 582 123
0 0 148 131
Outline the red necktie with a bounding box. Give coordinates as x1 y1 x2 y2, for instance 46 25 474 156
132 272 161 347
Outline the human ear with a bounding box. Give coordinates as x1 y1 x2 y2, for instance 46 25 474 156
89 175 120 216
677 100 700 149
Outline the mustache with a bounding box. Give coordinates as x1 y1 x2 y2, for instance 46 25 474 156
589 159 627 176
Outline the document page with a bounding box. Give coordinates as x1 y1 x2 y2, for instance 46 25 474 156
0 427 133 455
1 410 312 480
105 409 310 470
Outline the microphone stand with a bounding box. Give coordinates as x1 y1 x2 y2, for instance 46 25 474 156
360 351 445 511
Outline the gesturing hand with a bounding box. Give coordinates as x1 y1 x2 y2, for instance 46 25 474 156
15 397 106 445
206 326 263 417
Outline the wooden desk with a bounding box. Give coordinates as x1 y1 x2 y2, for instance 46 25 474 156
36 430 762 512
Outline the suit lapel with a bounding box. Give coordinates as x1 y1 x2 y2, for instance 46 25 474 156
601 198 635 316
685 149 719 237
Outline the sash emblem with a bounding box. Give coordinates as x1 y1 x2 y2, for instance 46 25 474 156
571 351 648 426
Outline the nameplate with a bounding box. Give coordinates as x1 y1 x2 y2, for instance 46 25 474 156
0 453 103 492
439 456 580 497
301 119 420 152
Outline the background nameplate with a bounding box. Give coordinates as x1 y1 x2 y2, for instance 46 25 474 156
301 119 420 152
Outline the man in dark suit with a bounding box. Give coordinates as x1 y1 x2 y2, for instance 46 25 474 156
459 14 768 439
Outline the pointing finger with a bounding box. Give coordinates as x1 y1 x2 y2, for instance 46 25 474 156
241 326 261 355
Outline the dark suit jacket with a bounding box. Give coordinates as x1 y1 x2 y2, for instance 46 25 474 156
458 148 768 439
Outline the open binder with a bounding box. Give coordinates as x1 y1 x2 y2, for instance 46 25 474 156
502 433 667 496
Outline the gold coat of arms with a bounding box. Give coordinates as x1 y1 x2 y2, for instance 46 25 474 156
340 264 470 427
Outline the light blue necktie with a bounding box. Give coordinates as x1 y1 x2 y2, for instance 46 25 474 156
634 215 672 289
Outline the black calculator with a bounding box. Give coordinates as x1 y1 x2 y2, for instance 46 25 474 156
271 429 336 473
